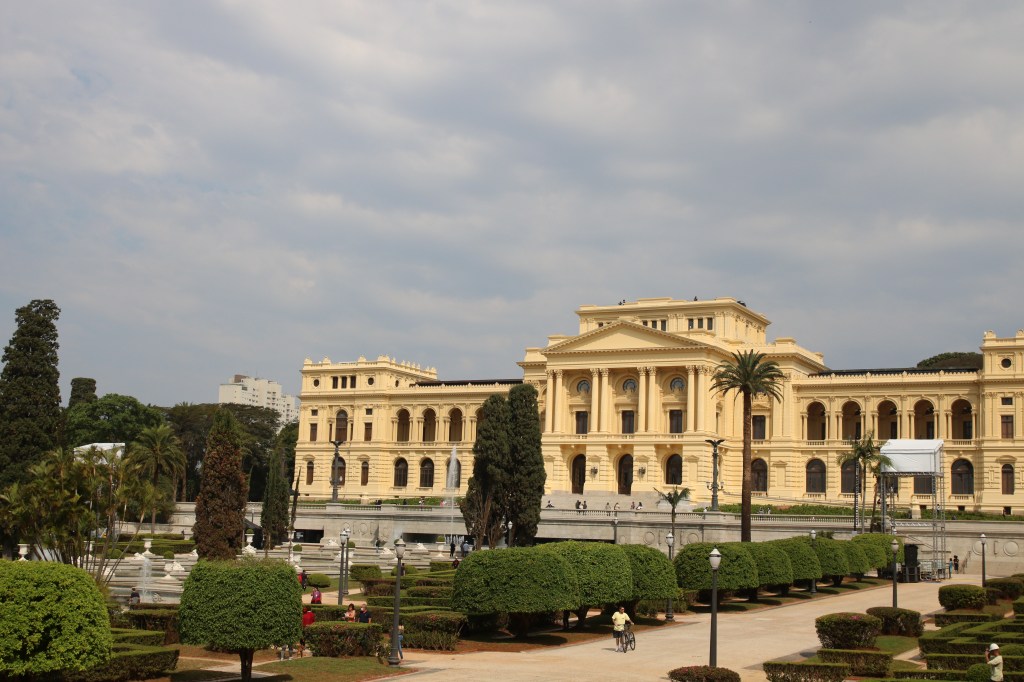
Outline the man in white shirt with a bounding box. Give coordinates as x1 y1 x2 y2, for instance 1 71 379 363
987 643 1003 681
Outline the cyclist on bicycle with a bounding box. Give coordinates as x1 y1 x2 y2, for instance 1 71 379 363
611 606 633 652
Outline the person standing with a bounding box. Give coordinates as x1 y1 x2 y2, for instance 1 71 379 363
948 557 954 578
357 605 372 623
611 606 633 652
450 540 456 558
953 555 960 573
298 606 315 657
987 643 1003 681
310 586 322 604
396 624 405 660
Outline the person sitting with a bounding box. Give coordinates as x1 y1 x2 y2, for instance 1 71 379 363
357 605 372 623
345 603 357 622
635 501 644 510
128 587 141 607
310 586 322 604
545 500 554 508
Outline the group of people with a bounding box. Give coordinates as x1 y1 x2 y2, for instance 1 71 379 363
947 555 962 575
571 499 645 512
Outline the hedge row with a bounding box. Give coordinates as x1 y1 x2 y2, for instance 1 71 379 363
818 648 893 676
109 609 180 644
403 611 467 651
668 665 742 681
938 585 987 611
815 612 882 649
304 622 384 657
762 661 850 682
63 645 180 682
866 607 924 637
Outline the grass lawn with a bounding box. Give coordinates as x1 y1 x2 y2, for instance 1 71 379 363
256 657 409 681
875 635 919 655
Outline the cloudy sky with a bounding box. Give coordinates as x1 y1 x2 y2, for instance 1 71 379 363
2 1 1024 408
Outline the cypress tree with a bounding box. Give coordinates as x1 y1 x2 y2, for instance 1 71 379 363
67 378 97 409
260 446 289 551
0 300 62 490
506 383 545 545
193 409 248 560
462 394 510 548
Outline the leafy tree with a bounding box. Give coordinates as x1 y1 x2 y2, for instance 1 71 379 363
731 541 793 600
165 402 214 501
836 433 891 533
0 299 62 492
772 538 822 589
540 541 632 628
462 394 510 548
619 543 678 617
712 350 784 542
917 351 983 370
193 410 248 560
506 384 545 545
839 540 871 578
451 546 579 638
179 558 301 681
67 377 98 409
0 561 112 676
805 536 850 586
260 445 290 552
674 542 759 595
129 424 186 532
65 393 165 448
655 486 692 543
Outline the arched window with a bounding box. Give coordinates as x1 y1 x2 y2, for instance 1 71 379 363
840 461 858 494
806 402 827 440
571 454 586 495
419 458 434 488
618 454 633 495
333 457 346 486
360 461 369 486
752 458 768 492
305 460 314 486
449 409 463 442
336 410 349 443
951 459 974 495
394 458 408 487
423 409 437 443
665 454 682 485
1003 464 1015 495
396 409 410 442
805 459 826 493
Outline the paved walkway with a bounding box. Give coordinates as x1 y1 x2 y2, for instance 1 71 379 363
396 576 975 682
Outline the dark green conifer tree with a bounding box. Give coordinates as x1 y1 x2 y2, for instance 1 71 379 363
0 300 62 490
67 378 97 409
260 446 289 551
462 394 509 548
506 383 545 545
193 409 248 560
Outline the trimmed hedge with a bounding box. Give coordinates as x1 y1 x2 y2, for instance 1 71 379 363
63 644 180 682
819 648 893 676
762 661 850 682
675 542 759 593
815 612 882 649
851 534 890 569
539 541 633 614
111 609 180 644
734 541 794 592
0 561 113 676
407 585 453 600
1015 597 1024 617
838 541 871 577
933 609 1002 627
110 628 166 646
350 564 383 583
668 665 742 681
303 622 384 657
403 611 467 650
806 537 850 584
988 578 1024 600
307 573 332 589
430 561 454 572
866 607 924 637
773 538 822 583
452 546 579 620
939 585 987 611
620 543 679 602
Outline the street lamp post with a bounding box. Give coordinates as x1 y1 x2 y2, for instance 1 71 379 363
388 538 406 666
809 529 817 594
338 528 350 605
709 547 722 667
981 534 987 588
891 537 899 608
705 439 725 512
666 532 675 621
329 438 345 503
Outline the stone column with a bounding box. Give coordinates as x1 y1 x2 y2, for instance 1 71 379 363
648 367 659 432
544 370 555 433
638 368 648 433
686 366 696 432
591 368 601 433
601 368 612 433
554 370 564 432
695 367 706 433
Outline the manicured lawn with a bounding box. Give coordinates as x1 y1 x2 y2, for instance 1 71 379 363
256 657 408 681
875 635 919 655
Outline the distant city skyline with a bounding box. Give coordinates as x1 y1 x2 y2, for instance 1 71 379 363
3 3 1023 407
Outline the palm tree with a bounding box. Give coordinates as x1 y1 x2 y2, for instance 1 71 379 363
129 424 185 533
836 432 891 533
655 486 691 544
712 350 785 542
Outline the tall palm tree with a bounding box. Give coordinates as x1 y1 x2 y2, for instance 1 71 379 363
129 424 185 533
836 432 892 533
655 486 692 543
712 350 785 542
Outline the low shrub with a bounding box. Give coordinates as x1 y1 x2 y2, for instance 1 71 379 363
966 663 992 681
162 551 174 560
819 648 893 676
110 629 165 646
939 585 987 611
988 578 1024 600
292 544 302 552
408 585 452 599
918 622 979 655
762 661 850 682
986 587 1003 605
304 622 384 657
1014 597 1024 617
925 653 985 670
403 611 467 650
430 561 454 572
391 564 420 577
361 578 397 596
350 564 383 583
310 605 348 621
933 610 1001 627
116 609 180 644
815 612 882 649
307 573 332 589
867 607 924 637
668 665 742 681
63 644 179 682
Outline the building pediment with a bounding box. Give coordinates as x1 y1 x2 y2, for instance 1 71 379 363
542 321 714 356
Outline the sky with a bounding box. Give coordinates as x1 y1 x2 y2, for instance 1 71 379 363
2 1 1024 408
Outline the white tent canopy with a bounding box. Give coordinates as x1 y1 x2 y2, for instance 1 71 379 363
880 439 944 476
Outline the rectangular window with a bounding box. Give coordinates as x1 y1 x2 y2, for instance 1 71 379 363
889 421 898 439
622 411 635 435
642 321 648 327
575 411 589 435
341 376 348 389
926 421 935 439
332 376 339 389
669 409 683 434
660 320 667 331
309 423 318 442
963 420 973 439
697 318 704 329
752 415 766 440
311 409 318 416
350 375 357 388
914 475 934 495
707 317 713 330
688 318 694 329
1002 415 1014 439
366 408 373 415
1002 396 1014 406
364 423 373 441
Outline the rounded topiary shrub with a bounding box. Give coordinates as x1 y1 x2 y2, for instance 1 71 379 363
771 538 822 584
0 561 113 676
539 541 632 622
966 663 992 682
838 540 871 577
675 543 759 594
732 541 793 594
866 607 923 637
850 534 889 569
307 573 331 589
620 543 678 603
807 537 851 585
815 612 882 649
350 564 383 583
668 665 741 681
987 577 1024 600
938 584 987 611
1001 643 1024 657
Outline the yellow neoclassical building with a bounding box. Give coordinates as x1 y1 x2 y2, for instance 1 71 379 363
295 297 1024 514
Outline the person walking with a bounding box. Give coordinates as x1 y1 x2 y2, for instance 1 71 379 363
396 624 405 660
450 541 456 558
987 643 1003 681
611 606 633 652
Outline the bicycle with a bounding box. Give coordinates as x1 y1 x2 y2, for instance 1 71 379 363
620 622 635 653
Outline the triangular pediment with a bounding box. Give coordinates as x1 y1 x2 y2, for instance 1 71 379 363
543 321 712 355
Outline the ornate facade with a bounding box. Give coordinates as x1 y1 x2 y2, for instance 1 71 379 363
295 297 1024 513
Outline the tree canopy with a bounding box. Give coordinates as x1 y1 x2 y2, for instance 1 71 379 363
540 541 632 628
505 384 545 545
917 352 983 369
64 393 165 448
